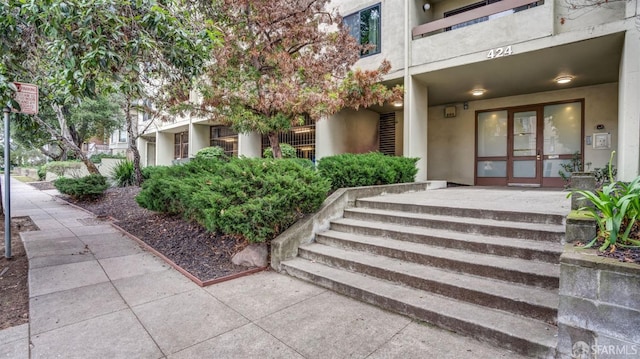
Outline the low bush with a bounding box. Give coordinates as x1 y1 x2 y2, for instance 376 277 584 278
89 153 126 163
195 146 227 161
40 160 83 177
263 143 297 159
37 165 46 181
54 174 109 200
112 160 135 187
141 165 168 181
136 157 330 243
317 152 419 191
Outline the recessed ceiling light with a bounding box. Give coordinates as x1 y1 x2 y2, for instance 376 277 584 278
471 89 486 96
393 101 403 107
555 76 574 84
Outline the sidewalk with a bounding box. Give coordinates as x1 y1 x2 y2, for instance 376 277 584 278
0 177 527 358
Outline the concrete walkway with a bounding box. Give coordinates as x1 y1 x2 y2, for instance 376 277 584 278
0 177 529 359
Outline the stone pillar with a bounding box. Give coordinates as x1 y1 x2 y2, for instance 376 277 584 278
403 76 428 181
238 132 262 158
617 30 640 181
570 172 596 210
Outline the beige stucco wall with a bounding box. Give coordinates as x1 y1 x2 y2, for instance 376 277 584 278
427 82 619 185
191 124 211 157
330 0 405 75
555 0 628 34
412 1 553 66
156 131 175 166
316 109 379 160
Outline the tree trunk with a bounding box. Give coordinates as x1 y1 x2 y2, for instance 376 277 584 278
31 113 100 174
267 132 282 159
125 99 143 186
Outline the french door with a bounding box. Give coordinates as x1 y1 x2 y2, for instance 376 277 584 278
476 100 583 187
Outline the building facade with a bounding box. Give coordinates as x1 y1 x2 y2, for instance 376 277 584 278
132 0 640 187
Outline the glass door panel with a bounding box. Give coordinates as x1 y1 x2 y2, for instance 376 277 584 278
476 111 508 184
509 110 541 184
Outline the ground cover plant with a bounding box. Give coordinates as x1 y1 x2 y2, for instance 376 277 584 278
136 157 330 243
570 152 640 254
317 152 419 191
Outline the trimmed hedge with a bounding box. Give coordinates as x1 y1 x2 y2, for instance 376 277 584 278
136 157 330 243
263 143 297 159
195 146 227 161
54 174 109 200
317 152 419 191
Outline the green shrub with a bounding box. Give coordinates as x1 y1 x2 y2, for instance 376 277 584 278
141 165 168 181
41 160 83 177
54 174 109 200
195 146 227 161
112 160 135 187
263 143 297 159
90 153 126 163
317 152 419 191
136 157 330 243
569 151 640 251
37 165 46 181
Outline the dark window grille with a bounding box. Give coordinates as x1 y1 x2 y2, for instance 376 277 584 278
210 126 238 157
379 113 396 156
261 117 316 161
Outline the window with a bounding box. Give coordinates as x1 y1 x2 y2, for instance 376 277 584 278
118 128 127 143
174 131 188 159
444 0 543 31
344 4 381 57
210 126 238 157
261 116 316 160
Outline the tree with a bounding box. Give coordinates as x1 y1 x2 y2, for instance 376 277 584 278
185 0 403 159
2 0 219 184
12 95 123 161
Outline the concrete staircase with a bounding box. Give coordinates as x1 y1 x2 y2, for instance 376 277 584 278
281 195 564 358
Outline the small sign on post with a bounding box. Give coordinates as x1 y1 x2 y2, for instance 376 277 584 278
13 82 39 115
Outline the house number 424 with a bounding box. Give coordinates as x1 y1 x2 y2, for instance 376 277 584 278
487 46 513 59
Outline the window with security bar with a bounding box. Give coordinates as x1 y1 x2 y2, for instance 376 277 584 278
261 117 316 160
210 126 238 157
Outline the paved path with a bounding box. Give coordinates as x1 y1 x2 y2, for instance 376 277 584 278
1 177 528 358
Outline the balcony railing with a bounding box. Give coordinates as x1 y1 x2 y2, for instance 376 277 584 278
412 0 543 39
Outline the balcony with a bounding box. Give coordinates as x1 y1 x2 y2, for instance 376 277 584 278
411 0 553 66
413 0 544 38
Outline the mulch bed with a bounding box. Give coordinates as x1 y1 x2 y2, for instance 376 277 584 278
54 186 256 281
0 216 38 330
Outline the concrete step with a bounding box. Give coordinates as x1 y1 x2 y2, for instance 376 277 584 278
313 230 559 289
282 258 558 359
298 242 558 323
356 198 565 225
330 218 562 263
343 207 565 242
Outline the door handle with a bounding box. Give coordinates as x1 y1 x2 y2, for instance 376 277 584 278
536 151 541 161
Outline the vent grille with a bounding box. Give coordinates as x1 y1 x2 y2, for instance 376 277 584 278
379 113 396 156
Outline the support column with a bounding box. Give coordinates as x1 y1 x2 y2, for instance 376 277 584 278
136 137 148 167
315 115 336 162
238 132 262 158
617 30 640 181
403 76 429 181
190 123 210 156
156 131 174 166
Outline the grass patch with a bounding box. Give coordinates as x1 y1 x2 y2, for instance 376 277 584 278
12 176 35 183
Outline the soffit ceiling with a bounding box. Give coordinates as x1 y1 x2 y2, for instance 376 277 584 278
413 32 625 106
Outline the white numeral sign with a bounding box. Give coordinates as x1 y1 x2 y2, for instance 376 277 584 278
487 46 513 59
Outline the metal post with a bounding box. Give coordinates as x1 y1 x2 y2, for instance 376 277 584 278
3 107 11 259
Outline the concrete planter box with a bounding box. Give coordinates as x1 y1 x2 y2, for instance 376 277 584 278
565 211 596 244
569 172 596 210
557 246 640 358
